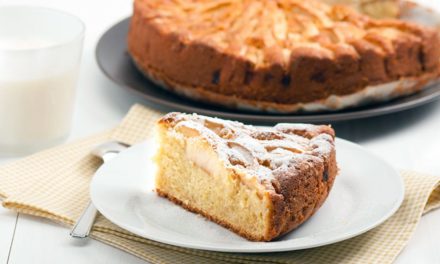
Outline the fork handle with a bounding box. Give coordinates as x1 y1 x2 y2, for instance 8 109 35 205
70 201 98 238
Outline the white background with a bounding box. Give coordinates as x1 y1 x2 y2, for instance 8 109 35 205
0 0 439 263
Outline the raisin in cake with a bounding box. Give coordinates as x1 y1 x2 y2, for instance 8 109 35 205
154 113 337 241
128 0 440 113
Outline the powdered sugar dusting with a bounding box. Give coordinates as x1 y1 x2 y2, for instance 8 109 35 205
161 113 335 184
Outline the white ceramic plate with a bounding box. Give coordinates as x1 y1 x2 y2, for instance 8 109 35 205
90 138 404 253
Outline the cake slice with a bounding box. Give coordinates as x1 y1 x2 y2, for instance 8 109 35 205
154 113 337 241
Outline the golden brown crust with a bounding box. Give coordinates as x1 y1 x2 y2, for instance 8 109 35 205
265 126 337 239
132 56 438 113
271 139 338 237
128 0 440 112
321 0 400 19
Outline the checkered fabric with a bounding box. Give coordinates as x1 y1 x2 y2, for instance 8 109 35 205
0 104 439 264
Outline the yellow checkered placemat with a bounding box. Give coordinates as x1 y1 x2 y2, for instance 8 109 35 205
0 104 439 264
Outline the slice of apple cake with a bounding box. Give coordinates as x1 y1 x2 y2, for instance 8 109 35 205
154 113 337 241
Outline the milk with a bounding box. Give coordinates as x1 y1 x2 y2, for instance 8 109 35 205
0 6 84 155
0 70 77 154
0 37 53 50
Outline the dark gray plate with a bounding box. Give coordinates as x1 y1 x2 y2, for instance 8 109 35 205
96 18 440 124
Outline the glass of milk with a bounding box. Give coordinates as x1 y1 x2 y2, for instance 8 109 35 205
0 6 85 155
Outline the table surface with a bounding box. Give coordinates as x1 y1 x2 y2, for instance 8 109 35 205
1 0 440 263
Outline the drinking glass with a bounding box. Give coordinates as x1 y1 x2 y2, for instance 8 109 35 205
0 6 85 155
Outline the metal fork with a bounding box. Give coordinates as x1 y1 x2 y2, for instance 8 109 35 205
70 141 129 238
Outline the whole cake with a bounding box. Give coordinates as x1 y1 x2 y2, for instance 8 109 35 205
154 113 337 241
128 0 440 113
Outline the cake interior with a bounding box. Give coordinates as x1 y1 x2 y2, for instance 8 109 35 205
154 124 271 241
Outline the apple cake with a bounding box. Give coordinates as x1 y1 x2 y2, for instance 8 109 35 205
154 112 337 241
128 0 440 113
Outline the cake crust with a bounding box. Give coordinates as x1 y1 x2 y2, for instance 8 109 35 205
321 0 400 19
155 113 338 241
128 0 440 113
